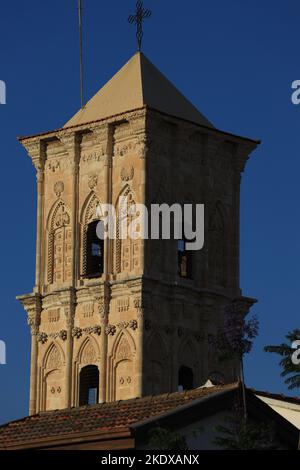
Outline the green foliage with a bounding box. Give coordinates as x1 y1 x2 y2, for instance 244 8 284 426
264 329 300 390
148 426 189 450
214 412 277 450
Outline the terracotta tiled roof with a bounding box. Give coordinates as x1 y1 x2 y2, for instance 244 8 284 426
0 383 236 448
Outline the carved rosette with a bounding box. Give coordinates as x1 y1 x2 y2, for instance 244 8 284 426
72 327 83 339
59 330 68 341
105 325 116 336
121 166 134 182
37 332 48 344
54 181 64 198
72 325 102 339
116 320 138 331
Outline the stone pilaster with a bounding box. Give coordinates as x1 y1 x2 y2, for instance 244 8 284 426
133 296 147 397
59 132 81 287
97 288 110 402
22 140 46 292
61 289 76 408
18 294 42 415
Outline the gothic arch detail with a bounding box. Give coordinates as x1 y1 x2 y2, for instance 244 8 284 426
112 329 136 363
146 332 168 361
110 330 136 401
80 192 103 277
43 341 65 370
41 342 65 411
114 185 140 274
178 337 198 372
47 200 72 284
146 332 169 395
81 191 103 226
76 336 100 366
209 201 226 287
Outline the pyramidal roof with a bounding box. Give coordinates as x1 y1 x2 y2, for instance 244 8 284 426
64 52 214 128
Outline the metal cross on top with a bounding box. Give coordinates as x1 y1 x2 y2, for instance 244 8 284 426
128 1 152 52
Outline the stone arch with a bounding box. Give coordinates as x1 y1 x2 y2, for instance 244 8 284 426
114 185 139 274
76 336 100 367
43 341 65 370
208 201 227 287
80 191 103 226
73 336 100 407
47 200 72 285
41 342 65 411
146 332 169 395
178 336 198 366
110 330 136 401
80 192 103 277
111 329 136 362
146 331 168 360
178 336 199 389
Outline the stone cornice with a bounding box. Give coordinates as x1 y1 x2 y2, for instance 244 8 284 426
16 293 42 335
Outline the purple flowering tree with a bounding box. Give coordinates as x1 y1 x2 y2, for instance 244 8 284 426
214 302 259 419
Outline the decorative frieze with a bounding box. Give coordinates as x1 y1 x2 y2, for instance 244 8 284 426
117 319 138 331
72 325 102 339
114 141 135 157
81 149 104 163
37 330 68 343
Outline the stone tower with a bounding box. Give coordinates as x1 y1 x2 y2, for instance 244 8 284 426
17 53 258 415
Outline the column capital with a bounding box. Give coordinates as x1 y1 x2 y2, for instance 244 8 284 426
58 130 81 148
17 293 42 335
21 138 46 173
232 296 257 317
235 141 258 174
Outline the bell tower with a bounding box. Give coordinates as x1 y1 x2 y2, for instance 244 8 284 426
17 52 258 415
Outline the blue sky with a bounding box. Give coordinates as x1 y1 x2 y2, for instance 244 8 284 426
0 0 299 424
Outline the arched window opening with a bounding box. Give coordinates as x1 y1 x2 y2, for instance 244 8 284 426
178 366 194 391
79 365 99 406
178 238 193 279
85 220 104 278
